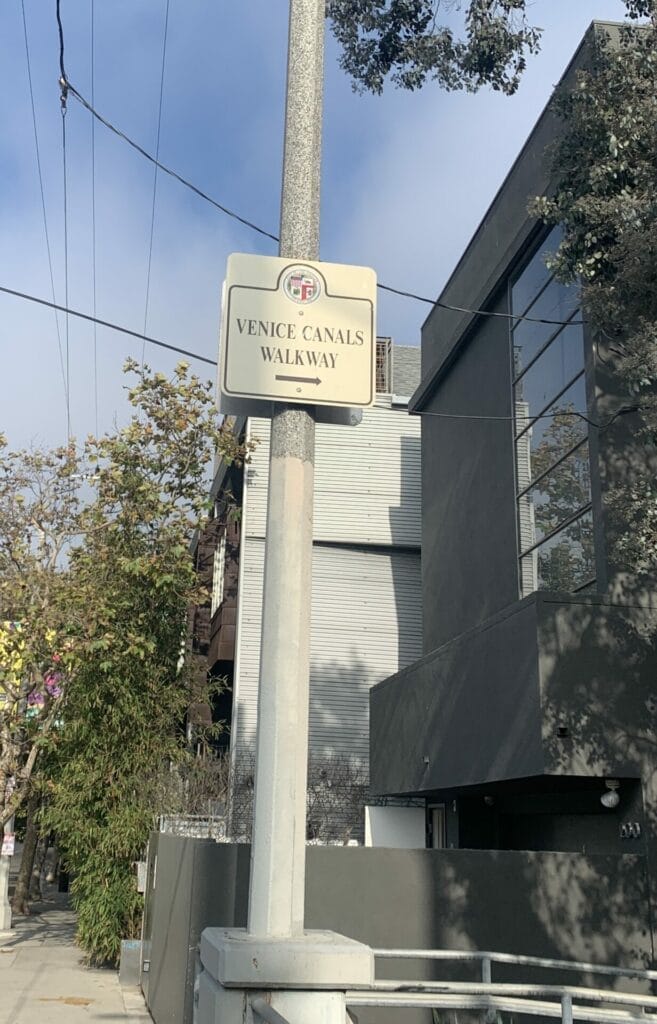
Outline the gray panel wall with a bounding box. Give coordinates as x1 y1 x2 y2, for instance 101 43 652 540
372 591 657 799
421 292 519 653
143 836 653 1024
371 596 544 795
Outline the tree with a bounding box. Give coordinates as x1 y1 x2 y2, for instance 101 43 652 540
328 0 542 95
530 6 657 575
327 2 653 97
0 361 247 952
40 361 247 964
0 442 81 828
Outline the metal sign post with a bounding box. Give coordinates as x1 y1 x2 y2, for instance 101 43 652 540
196 3 374 1017
245 0 325 941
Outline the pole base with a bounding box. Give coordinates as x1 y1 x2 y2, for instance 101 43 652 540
200 928 374 990
197 972 348 1024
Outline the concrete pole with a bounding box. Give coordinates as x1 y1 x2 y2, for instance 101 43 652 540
0 816 14 933
247 0 325 939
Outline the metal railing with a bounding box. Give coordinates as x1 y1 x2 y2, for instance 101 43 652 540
158 814 227 840
344 948 657 1024
249 947 657 1024
372 947 657 983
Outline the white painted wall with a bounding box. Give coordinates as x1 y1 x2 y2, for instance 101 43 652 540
364 805 427 849
230 399 422 767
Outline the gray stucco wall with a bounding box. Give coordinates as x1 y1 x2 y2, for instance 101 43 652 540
143 836 653 1024
420 291 519 652
372 595 544 794
415 22 631 649
371 592 657 797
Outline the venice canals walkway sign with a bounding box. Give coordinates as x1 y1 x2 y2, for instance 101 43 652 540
219 253 376 410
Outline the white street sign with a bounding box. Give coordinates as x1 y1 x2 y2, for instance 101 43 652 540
219 253 376 409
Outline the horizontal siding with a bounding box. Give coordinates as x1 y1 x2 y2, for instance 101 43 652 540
232 539 422 762
245 408 421 546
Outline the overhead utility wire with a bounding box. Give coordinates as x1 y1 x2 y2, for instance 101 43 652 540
0 284 215 367
0 283 638 433
66 82 279 244
376 282 584 326
142 0 171 364
56 0 71 438
64 84 583 330
20 0 67 408
418 405 638 431
90 0 98 435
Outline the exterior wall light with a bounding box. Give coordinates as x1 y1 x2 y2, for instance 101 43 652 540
600 779 620 809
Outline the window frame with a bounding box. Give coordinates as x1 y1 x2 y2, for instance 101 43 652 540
509 232 594 598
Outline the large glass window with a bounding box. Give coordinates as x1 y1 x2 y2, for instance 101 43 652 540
512 229 595 597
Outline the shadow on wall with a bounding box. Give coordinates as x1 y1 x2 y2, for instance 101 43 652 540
142 837 655 1024
229 651 373 842
389 432 422 667
307 846 653 984
538 591 657 966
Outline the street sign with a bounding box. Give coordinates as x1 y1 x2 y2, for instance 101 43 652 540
219 253 376 409
1 833 15 858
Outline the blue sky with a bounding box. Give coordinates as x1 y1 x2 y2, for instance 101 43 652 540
0 0 630 449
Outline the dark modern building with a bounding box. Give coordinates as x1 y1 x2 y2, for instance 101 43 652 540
370 20 657 907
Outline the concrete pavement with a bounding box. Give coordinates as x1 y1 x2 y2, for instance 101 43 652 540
0 887 151 1023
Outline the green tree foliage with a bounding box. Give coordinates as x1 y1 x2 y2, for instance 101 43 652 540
530 7 657 574
328 0 542 94
0 361 246 959
0 442 81 827
328 2 654 97
42 361 247 964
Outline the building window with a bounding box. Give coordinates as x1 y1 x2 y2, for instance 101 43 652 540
511 228 595 597
376 337 392 394
211 532 227 616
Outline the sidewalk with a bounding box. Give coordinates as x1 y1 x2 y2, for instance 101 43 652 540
0 886 152 1023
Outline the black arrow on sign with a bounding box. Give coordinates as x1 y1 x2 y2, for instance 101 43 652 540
275 374 321 385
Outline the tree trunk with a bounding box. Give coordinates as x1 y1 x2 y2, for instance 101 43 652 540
11 792 40 916
30 834 49 901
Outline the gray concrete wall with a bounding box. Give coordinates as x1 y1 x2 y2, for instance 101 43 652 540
371 592 657 798
420 291 519 653
371 595 544 795
537 596 657 778
415 22 631 649
143 836 653 1024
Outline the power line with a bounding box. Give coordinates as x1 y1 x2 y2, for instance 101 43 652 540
0 281 638 434
90 0 98 436
61 103 71 440
57 0 71 438
377 282 585 327
142 0 171 364
55 0 66 84
66 81 279 244
0 284 216 367
63 81 586 330
417 404 638 432
20 0 67 409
